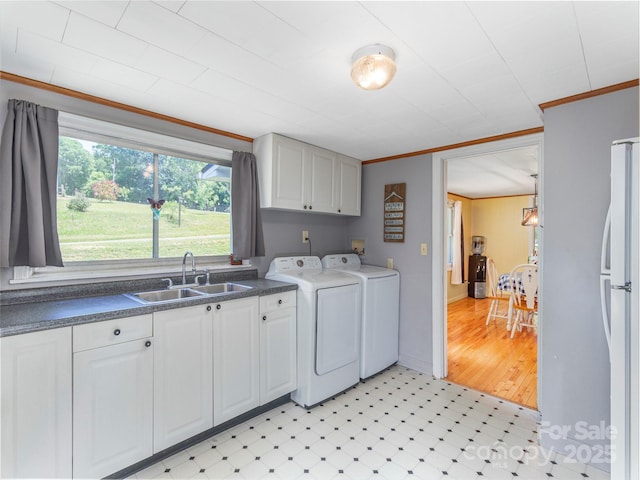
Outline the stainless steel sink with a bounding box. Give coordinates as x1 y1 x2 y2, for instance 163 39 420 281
126 288 206 304
190 282 253 295
125 282 252 304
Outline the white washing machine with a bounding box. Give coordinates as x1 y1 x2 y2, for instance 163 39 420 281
322 253 400 379
266 256 362 408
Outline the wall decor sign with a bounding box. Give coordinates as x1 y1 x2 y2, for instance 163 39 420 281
384 183 406 242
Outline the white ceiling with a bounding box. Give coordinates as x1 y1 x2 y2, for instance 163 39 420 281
447 145 539 198
1 1 638 194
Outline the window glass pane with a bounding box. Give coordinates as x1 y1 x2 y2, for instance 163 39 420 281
157 155 231 257
447 204 454 265
57 136 231 262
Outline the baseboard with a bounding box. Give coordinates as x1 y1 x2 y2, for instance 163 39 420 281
398 353 432 375
107 395 291 479
447 292 469 303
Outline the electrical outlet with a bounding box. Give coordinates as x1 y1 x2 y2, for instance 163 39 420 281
302 230 309 244
421 243 428 255
387 258 393 269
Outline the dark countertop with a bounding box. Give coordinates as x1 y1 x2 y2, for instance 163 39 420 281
0 279 297 337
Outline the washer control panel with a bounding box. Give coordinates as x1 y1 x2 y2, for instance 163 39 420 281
267 256 323 274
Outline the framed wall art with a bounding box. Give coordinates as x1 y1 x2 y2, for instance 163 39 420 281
384 183 405 243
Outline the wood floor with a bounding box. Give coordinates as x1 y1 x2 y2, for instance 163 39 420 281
445 297 538 410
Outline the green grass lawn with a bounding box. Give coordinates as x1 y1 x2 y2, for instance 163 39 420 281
57 198 231 261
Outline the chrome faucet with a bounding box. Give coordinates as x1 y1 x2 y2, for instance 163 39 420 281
182 251 196 285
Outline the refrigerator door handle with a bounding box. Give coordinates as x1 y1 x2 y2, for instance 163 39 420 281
601 206 611 274
600 274 612 358
612 281 632 292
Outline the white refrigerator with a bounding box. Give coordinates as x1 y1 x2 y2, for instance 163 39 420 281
600 138 639 480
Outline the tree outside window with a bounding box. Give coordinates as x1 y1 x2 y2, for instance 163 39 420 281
57 137 231 262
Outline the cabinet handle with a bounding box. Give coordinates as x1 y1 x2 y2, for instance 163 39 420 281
113 328 121 336
303 204 308 210
278 299 283 305
309 205 313 210
216 304 222 310
338 209 341 213
145 340 152 348
262 315 267 321
206 305 212 312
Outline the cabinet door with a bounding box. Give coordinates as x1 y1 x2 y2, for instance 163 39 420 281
260 306 297 404
213 297 260 426
307 146 337 213
272 135 307 210
73 338 153 479
1 328 72 479
153 305 213 451
337 155 361 216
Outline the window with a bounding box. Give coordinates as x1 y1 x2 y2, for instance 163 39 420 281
56 113 232 263
446 201 455 269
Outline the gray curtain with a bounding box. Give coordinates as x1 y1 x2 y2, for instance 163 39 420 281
231 151 265 259
0 99 63 267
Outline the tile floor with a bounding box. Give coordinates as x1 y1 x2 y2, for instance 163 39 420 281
131 365 609 480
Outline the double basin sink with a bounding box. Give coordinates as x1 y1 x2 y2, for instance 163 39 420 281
125 282 252 305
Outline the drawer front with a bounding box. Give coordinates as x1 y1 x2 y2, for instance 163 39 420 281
73 314 153 352
259 291 296 313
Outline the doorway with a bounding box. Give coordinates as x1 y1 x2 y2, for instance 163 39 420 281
431 134 543 410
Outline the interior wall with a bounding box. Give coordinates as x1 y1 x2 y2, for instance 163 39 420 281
472 195 530 276
347 154 433 373
540 86 639 459
251 209 349 277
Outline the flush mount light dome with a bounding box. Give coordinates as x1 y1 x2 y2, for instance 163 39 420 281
350 44 396 90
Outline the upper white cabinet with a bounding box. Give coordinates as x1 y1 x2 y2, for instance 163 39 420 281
257 134 306 211
254 133 361 216
307 145 338 213
337 154 362 216
1 328 72 479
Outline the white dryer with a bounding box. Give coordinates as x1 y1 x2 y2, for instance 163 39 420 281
266 256 361 408
322 253 400 379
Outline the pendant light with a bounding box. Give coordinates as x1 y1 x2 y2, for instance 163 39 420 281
521 174 539 227
350 44 396 90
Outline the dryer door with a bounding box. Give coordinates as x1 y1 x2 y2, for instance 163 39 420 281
315 284 360 375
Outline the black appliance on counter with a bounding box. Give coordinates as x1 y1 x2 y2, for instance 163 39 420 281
468 254 487 298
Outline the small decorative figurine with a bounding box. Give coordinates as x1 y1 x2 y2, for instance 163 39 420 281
147 198 165 220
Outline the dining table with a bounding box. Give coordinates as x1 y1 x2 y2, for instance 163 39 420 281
497 272 524 295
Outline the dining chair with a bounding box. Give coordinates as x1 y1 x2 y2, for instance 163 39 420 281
509 263 538 338
485 258 511 326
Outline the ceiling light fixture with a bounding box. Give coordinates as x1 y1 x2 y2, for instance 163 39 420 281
350 44 396 90
521 174 539 227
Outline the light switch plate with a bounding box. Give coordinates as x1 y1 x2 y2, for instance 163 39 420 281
387 258 393 269
421 243 428 255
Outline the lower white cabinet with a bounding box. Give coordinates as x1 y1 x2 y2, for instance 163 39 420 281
259 292 297 404
153 304 213 451
72 315 153 479
0 328 72 479
213 297 260 426
2 290 297 478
